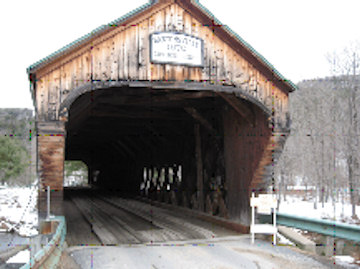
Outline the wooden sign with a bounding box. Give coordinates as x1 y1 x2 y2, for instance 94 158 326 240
150 32 204 67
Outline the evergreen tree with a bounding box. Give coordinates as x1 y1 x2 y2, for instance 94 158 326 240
0 136 28 184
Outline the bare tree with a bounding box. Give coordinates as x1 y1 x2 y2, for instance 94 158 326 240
328 42 360 219
274 41 360 220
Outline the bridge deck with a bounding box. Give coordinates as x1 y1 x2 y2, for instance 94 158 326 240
64 189 238 246
61 189 345 268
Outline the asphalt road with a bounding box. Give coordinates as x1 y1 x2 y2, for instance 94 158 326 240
67 235 340 269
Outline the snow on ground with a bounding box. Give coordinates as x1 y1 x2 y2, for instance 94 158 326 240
335 255 355 263
6 249 30 264
334 256 360 268
277 232 295 246
278 195 360 224
278 195 360 268
0 184 38 237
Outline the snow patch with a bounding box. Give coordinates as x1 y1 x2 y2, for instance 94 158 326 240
277 232 295 246
6 249 30 264
335 255 355 263
278 196 360 223
0 185 38 236
334 255 360 268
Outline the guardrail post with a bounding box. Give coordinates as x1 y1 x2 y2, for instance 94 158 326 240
325 236 335 257
29 236 35 267
29 234 42 265
47 186 50 220
335 239 345 255
273 206 277 245
250 193 277 245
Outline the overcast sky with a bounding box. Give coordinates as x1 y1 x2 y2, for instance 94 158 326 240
0 0 359 109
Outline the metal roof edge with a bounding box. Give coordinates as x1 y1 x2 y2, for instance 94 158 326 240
26 0 154 74
192 0 297 92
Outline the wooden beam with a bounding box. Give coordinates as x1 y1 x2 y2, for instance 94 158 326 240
76 121 167 136
84 115 186 125
168 91 215 100
216 92 255 126
72 127 137 137
119 136 145 154
67 90 108 134
104 141 130 160
144 124 173 145
194 123 204 212
67 102 92 133
93 105 187 120
184 107 218 135
114 140 136 159
96 91 215 106
136 134 157 152
67 136 133 161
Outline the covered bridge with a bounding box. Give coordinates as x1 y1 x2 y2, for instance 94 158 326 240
27 0 295 228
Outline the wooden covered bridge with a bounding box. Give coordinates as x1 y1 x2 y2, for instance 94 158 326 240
27 0 295 229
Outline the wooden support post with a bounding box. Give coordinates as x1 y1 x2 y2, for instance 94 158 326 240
37 121 66 220
114 140 136 159
216 92 255 126
194 123 204 211
185 107 218 135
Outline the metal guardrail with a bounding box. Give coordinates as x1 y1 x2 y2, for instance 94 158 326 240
260 212 360 242
20 216 66 269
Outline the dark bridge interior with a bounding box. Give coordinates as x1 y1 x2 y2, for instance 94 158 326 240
65 86 271 222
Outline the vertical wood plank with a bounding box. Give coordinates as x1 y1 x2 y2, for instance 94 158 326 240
76 56 81 87
175 4 184 32
43 75 49 120
118 31 125 80
104 41 112 81
164 5 171 31
164 5 173 80
138 22 146 80
110 37 118 81
134 24 140 80
93 46 100 81
146 18 152 81
123 30 129 80
150 10 165 80
52 69 61 120
128 25 136 80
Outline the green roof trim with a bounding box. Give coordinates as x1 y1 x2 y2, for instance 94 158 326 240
192 0 296 91
26 0 153 73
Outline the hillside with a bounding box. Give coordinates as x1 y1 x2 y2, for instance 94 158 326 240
276 74 360 218
0 108 35 186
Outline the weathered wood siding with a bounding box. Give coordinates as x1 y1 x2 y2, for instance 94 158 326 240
223 105 271 225
34 2 288 127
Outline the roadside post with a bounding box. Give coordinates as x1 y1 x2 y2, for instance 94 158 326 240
250 192 277 245
46 186 50 220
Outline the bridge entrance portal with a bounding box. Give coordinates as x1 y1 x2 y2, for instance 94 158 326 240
28 0 295 230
